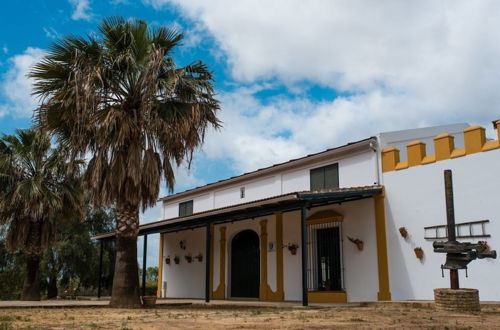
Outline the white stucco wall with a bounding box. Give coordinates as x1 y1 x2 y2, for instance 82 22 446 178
213 176 280 209
282 199 380 302
160 198 381 302
383 149 500 301
338 151 379 187
281 151 378 194
194 193 213 213
161 227 206 299
163 149 378 219
282 210 302 301
335 200 379 302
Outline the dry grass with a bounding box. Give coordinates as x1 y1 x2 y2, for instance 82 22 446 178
0 303 499 329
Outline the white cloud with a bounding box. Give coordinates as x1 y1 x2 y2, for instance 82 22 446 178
156 1 500 94
179 22 206 49
2 47 7 54
43 27 60 40
200 84 497 175
69 0 92 21
201 87 306 173
144 0 500 174
142 0 168 10
171 163 206 192
0 47 45 119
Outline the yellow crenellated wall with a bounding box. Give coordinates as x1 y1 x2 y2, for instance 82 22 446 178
382 121 500 172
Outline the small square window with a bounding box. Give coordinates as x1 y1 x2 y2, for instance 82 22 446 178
310 163 339 190
179 200 193 217
240 187 245 198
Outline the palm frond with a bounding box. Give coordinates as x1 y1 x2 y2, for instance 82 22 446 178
0 129 84 254
31 16 220 211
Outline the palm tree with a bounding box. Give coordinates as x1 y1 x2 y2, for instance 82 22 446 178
30 17 220 307
0 129 83 300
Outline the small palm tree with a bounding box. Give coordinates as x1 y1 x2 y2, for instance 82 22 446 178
31 17 220 307
0 129 83 300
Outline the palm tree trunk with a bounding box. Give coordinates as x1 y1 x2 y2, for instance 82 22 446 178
21 254 41 301
109 203 142 307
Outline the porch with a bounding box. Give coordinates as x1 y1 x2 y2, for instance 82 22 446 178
93 185 391 305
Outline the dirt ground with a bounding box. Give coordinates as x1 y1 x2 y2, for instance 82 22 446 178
0 303 499 329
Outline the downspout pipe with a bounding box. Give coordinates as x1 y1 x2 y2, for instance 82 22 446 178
370 138 381 185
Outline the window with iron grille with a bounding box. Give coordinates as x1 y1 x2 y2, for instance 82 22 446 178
310 163 339 190
306 220 344 292
178 200 193 217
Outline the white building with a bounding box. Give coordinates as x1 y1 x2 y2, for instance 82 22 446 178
97 119 500 304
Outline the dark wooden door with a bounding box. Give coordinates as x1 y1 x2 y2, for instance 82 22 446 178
316 227 342 291
231 230 260 298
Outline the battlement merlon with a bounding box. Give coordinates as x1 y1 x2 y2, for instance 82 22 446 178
382 120 500 172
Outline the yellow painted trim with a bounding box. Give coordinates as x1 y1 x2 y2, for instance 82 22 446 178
212 226 226 299
434 133 454 161
258 218 283 301
450 147 466 159
156 233 164 298
421 155 436 165
382 121 500 172
464 125 486 154
308 291 347 303
373 192 391 301
307 217 344 225
307 210 343 222
406 140 426 167
482 140 500 151
394 161 408 170
381 147 400 172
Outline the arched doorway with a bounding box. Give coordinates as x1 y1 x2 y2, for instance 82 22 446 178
231 230 260 298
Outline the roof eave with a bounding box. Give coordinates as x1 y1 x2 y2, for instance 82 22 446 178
93 185 383 241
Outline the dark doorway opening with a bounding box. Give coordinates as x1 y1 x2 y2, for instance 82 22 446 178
316 227 342 291
231 230 260 298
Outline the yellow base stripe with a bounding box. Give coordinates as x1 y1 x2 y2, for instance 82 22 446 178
308 291 347 303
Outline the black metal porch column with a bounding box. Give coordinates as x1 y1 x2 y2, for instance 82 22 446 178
97 239 104 299
142 234 148 296
301 205 308 306
205 223 211 302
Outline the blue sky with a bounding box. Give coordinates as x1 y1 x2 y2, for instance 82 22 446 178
1 0 500 266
